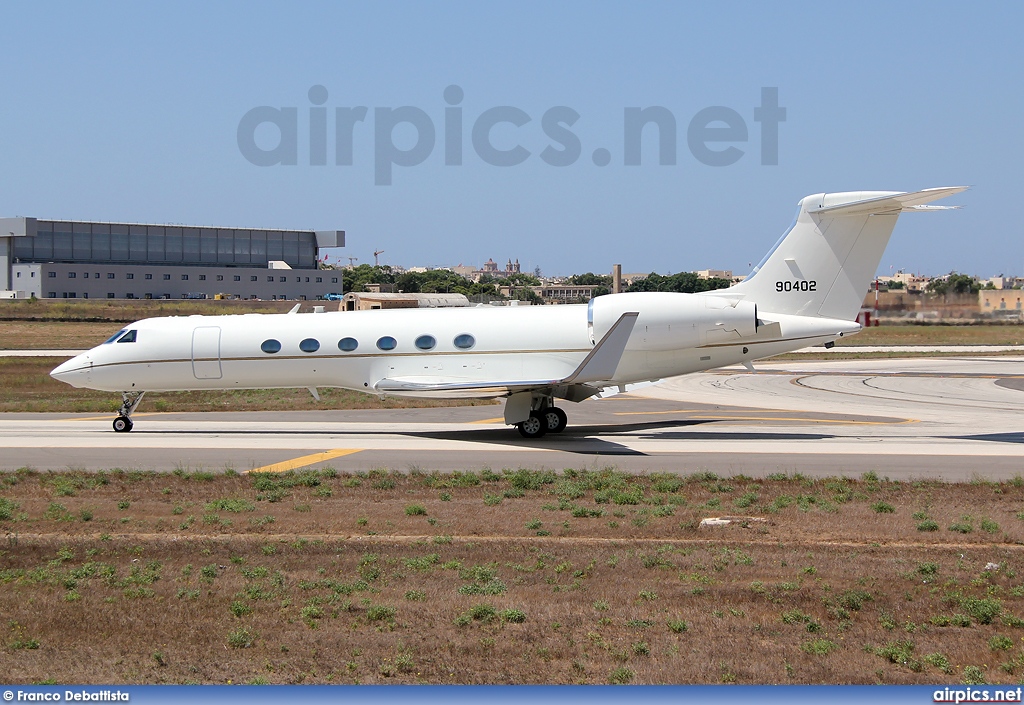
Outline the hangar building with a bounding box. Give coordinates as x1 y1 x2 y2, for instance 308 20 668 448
0 217 344 301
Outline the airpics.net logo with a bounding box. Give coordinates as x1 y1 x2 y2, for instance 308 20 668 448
237 85 786 185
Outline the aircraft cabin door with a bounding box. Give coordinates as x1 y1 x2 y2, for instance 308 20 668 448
192 326 222 380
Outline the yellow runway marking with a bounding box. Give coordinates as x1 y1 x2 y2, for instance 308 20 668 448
64 413 162 422
469 417 505 424
247 449 363 474
613 411 917 425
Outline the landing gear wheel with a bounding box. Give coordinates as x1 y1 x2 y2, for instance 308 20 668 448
517 410 548 439
113 391 145 433
543 407 568 433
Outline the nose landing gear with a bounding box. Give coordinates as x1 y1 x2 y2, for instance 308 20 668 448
113 391 145 433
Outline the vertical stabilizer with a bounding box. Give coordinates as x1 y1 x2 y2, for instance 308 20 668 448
722 187 965 321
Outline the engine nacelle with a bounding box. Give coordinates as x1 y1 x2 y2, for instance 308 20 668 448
589 292 757 352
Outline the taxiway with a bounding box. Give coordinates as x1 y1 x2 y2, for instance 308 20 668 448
2 355 1023 480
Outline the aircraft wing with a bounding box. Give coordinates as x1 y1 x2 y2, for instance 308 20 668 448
373 311 639 398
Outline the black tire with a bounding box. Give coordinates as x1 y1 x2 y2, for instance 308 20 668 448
113 416 133 433
543 407 568 433
517 411 547 438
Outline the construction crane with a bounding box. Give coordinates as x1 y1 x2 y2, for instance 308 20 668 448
373 249 385 266
346 257 359 267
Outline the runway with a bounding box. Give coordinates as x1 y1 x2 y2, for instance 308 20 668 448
3 355 1024 480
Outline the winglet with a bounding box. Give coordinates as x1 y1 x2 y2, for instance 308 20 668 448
563 312 639 384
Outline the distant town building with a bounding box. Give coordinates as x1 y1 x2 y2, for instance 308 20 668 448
697 269 732 280
981 276 1023 290
877 271 931 292
450 257 523 282
979 290 1024 315
341 291 470 311
619 272 649 286
538 284 597 302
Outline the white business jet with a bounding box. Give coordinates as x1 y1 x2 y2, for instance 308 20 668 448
51 187 965 437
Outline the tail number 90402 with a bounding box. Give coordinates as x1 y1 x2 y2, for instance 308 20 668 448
775 280 817 292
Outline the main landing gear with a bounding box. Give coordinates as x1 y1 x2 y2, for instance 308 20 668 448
113 391 145 433
517 405 568 439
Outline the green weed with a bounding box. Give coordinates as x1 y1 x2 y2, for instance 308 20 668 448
608 666 634 684
205 498 255 513
801 639 839 655
227 627 258 648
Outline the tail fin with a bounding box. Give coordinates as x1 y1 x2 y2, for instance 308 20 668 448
724 187 966 320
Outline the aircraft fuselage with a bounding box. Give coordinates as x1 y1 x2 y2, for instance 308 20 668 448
51 291 858 398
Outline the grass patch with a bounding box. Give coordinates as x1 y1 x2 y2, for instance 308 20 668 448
800 639 839 656
205 498 255 513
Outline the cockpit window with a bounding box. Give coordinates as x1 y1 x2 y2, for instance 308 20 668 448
116 330 137 343
103 329 127 344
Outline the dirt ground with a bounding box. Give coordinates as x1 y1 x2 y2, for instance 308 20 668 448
2 467 1024 685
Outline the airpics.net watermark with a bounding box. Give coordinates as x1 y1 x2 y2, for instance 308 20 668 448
237 85 786 185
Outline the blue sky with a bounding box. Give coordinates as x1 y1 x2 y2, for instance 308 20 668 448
1 1 1020 278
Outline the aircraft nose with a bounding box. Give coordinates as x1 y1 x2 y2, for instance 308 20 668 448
50 353 91 387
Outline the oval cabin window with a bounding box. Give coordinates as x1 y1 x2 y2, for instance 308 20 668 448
414 335 436 351
338 337 358 352
376 336 397 351
453 334 476 350
261 339 282 354
299 338 320 353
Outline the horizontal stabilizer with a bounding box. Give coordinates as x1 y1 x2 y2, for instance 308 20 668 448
727 186 965 321
808 186 967 217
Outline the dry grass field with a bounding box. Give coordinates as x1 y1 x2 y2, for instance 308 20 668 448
0 321 125 350
0 298 302 323
3 467 1024 685
0 300 319 351
836 324 1024 347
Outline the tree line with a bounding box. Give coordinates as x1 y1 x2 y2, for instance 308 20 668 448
332 264 732 303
